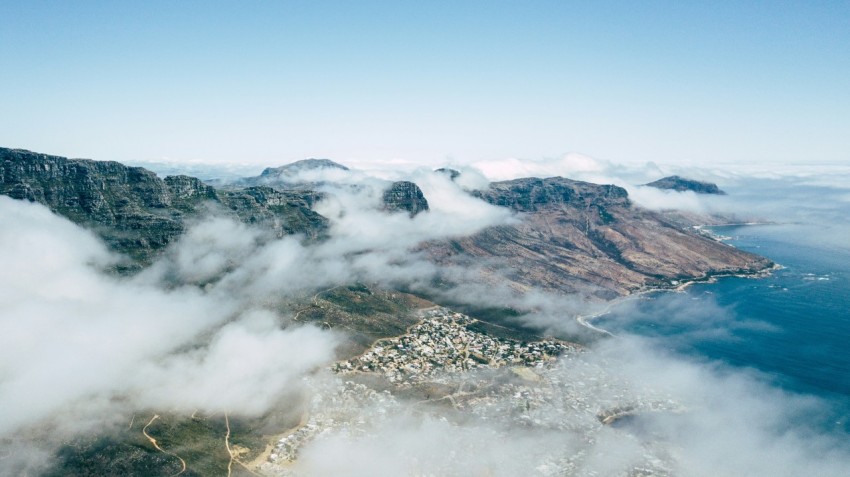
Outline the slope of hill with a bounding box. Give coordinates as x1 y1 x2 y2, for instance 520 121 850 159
425 177 769 297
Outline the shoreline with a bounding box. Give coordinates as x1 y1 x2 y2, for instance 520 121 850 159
576 221 781 336
575 262 780 336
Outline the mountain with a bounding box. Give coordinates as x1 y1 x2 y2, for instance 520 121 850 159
382 180 429 216
2 148 768 292
645 175 726 194
1 148 327 266
425 177 769 298
234 158 430 216
248 158 350 187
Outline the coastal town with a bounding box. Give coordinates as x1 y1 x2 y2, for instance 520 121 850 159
333 309 576 384
259 308 681 476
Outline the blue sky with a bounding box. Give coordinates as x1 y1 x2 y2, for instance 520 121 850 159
1 1 848 167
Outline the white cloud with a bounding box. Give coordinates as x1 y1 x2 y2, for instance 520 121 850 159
470 152 611 182
626 185 713 213
0 165 515 441
132 310 339 416
295 413 581 477
286 335 850 477
0 198 235 435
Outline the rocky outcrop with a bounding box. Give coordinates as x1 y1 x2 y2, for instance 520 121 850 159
218 186 327 237
645 175 726 195
473 177 629 213
382 181 429 217
425 176 770 298
1 148 327 266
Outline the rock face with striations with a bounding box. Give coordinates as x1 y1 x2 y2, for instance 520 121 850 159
1 148 327 266
473 177 630 212
382 180 429 216
425 176 769 298
645 175 726 195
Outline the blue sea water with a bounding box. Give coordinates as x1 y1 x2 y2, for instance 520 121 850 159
596 222 850 435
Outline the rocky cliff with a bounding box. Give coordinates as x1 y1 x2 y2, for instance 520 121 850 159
382 180 430 216
1 148 327 266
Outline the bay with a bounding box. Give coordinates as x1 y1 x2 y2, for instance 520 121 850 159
596 222 850 435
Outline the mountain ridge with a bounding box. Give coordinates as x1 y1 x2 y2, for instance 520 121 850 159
1 147 328 266
426 176 770 297
2 147 769 294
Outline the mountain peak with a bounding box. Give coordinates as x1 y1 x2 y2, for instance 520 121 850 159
260 158 349 179
382 181 429 217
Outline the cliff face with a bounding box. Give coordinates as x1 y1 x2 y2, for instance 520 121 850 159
473 177 630 212
645 175 726 195
382 180 429 216
426 177 770 298
1 148 327 265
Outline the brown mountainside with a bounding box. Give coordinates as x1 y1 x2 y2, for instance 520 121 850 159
425 177 771 298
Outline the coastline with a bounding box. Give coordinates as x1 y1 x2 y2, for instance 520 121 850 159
576 221 782 336
576 262 781 336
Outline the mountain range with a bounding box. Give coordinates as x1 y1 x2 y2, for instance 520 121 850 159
1 147 767 294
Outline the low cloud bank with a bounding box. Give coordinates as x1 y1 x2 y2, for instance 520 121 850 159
1 198 224 434
290 336 850 477
0 173 515 440
465 153 850 230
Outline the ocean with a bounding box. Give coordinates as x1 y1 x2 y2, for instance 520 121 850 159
596 222 850 435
